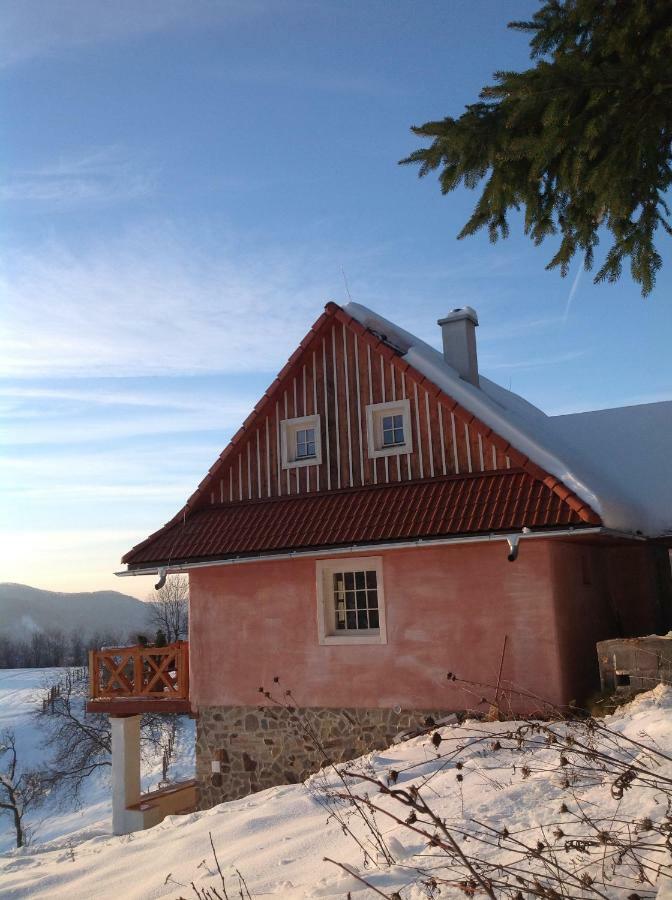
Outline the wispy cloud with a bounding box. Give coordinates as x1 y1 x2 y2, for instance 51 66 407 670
0 223 340 379
0 146 153 205
1 0 271 68
484 350 587 371
226 64 404 98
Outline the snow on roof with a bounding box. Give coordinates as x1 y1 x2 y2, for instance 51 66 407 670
344 302 672 538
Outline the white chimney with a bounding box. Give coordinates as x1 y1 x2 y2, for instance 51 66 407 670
437 306 479 386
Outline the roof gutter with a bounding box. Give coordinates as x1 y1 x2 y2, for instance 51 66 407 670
114 526 638 577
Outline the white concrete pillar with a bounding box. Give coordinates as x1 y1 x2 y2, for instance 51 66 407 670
111 715 141 835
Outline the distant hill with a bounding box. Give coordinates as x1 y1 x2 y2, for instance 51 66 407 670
0 583 151 642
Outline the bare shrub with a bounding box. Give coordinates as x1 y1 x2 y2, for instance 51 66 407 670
146 574 189 644
0 729 47 848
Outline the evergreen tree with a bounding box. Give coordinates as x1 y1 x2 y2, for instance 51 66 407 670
401 0 672 295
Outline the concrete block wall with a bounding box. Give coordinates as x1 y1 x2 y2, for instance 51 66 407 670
597 636 672 694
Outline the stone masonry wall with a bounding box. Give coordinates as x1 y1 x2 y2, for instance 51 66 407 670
196 705 448 810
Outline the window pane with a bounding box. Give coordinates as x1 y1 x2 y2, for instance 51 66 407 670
330 568 380 633
296 427 316 459
382 412 404 446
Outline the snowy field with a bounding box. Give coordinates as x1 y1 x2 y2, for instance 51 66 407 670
1 682 671 899
0 668 194 854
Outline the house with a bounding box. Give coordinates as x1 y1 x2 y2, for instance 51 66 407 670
88 300 672 831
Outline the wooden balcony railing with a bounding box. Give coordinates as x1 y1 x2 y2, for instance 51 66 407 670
87 641 190 714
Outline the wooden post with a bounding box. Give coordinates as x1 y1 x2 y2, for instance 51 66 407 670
181 642 189 700
88 649 96 699
133 649 142 696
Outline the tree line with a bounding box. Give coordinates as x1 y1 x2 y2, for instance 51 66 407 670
0 629 132 669
0 576 189 669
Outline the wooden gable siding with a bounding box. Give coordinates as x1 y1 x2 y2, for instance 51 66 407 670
200 315 513 508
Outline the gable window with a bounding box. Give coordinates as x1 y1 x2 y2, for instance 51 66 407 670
296 427 316 459
280 415 322 469
316 557 387 645
382 413 405 447
366 399 413 458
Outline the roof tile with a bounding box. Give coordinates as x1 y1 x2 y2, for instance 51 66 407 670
123 470 591 568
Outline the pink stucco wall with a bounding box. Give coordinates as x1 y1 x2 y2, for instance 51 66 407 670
188 540 572 713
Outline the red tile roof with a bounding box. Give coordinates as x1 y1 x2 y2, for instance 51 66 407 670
123 469 590 568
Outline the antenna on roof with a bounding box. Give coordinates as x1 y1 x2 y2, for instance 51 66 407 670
340 266 354 304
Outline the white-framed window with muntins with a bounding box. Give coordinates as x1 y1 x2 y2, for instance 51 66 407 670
316 556 387 645
280 415 322 469
365 398 413 458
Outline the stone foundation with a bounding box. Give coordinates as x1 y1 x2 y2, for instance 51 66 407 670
196 705 448 809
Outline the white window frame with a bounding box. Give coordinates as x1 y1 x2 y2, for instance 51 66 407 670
280 415 322 469
316 556 387 646
365 398 413 459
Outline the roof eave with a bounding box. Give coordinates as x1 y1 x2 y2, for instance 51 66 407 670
116 524 632 577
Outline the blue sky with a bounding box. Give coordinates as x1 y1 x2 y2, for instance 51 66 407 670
1 0 670 595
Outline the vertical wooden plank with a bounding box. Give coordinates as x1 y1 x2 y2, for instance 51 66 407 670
265 417 271 497
284 391 291 494
291 379 300 493
380 356 389 482
276 400 282 496
256 429 262 499
402 371 412 480
238 453 243 501
354 336 364 486
311 349 320 492
467 423 480 473
438 403 447 476
342 325 354 487
331 325 342 489
322 337 332 490
414 382 424 479
450 411 461 474
247 441 252 500
390 365 401 482
304 361 314 492
464 423 473 473
424 390 435 478
366 344 377 484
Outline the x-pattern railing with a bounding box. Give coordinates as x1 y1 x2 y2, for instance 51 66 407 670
89 641 189 701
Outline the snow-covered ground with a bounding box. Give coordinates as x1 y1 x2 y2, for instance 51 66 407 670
0 668 194 853
1 683 671 899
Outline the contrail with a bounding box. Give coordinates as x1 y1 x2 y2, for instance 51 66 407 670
563 265 583 324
